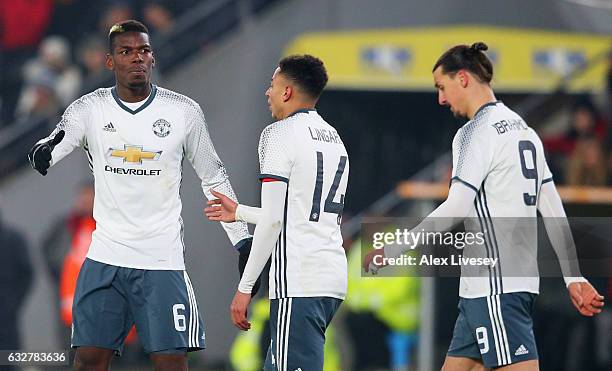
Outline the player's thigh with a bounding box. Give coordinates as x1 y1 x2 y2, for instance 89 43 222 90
150 352 188 371
265 297 341 371
441 355 488 371
72 259 133 353
460 293 538 369
446 302 485 365
74 346 114 370
125 269 205 354
496 359 539 371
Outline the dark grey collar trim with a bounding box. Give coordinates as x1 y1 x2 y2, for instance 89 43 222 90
111 84 157 115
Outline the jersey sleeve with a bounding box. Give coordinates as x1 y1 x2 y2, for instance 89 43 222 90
258 123 294 183
184 101 251 246
47 95 90 166
450 122 494 192
542 160 553 184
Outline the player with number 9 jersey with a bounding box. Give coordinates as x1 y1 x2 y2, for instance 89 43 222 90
364 42 604 371
450 99 552 298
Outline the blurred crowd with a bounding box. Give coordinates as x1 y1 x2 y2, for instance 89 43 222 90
538 52 612 187
0 0 197 128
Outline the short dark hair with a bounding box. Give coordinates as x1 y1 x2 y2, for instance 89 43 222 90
108 20 149 52
432 42 493 84
278 54 328 100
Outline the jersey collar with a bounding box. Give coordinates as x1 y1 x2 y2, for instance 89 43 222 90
111 84 157 115
473 100 500 119
287 108 316 118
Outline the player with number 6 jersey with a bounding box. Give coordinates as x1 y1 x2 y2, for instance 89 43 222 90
27 20 252 371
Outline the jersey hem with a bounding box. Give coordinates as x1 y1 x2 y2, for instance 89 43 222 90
459 288 539 299
268 293 346 300
85 255 186 271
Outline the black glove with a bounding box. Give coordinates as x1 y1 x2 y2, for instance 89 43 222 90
28 130 65 176
237 238 261 297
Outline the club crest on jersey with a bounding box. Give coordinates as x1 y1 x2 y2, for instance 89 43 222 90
153 119 171 137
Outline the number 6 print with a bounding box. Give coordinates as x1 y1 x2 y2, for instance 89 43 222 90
173 303 187 332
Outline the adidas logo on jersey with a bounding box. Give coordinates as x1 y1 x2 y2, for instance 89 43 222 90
103 122 116 132
514 344 529 356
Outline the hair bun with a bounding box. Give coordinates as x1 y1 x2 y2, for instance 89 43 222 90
470 42 488 52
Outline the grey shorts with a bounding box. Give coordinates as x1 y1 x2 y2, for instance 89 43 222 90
447 292 538 368
264 297 342 371
71 258 205 354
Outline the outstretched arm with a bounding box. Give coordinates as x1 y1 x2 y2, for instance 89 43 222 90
538 180 604 316
229 181 286 330
364 182 477 272
28 96 89 175
205 191 262 225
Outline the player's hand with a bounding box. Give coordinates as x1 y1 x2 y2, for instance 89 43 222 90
237 239 261 297
568 281 605 316
205 189 238 222
363 248 386 274
230 290 252 331
27 130 65 176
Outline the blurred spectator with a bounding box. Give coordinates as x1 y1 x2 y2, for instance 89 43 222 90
76 35 109 80
37 36 82 106
98 1 134 36
0 196 33 370
15 66 60 121
605 51 612 185
565 138 608 186
606 50 612 127
143 1 175 39
0 0 53 127
42 182 94 346
16 36 82 120
543 97 607 183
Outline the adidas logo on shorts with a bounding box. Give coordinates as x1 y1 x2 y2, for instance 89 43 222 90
514 344 529 356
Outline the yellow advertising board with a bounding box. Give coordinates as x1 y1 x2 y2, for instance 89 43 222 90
283 26 611 92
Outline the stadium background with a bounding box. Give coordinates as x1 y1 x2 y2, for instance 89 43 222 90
0 0 610 370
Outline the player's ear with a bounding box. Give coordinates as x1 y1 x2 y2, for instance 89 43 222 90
152 55 156 68
105 53 114 71
283 86 292 102
458 70 469 88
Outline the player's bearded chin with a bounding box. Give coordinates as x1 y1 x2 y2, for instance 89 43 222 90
128 78 147 89
450 105 465 119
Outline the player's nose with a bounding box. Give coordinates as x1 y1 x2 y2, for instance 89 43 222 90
133 51 144 63
438 92 446 106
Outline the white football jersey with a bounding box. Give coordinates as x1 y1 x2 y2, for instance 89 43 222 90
45 85 250 270
451 102 553 298
258 109 349 300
